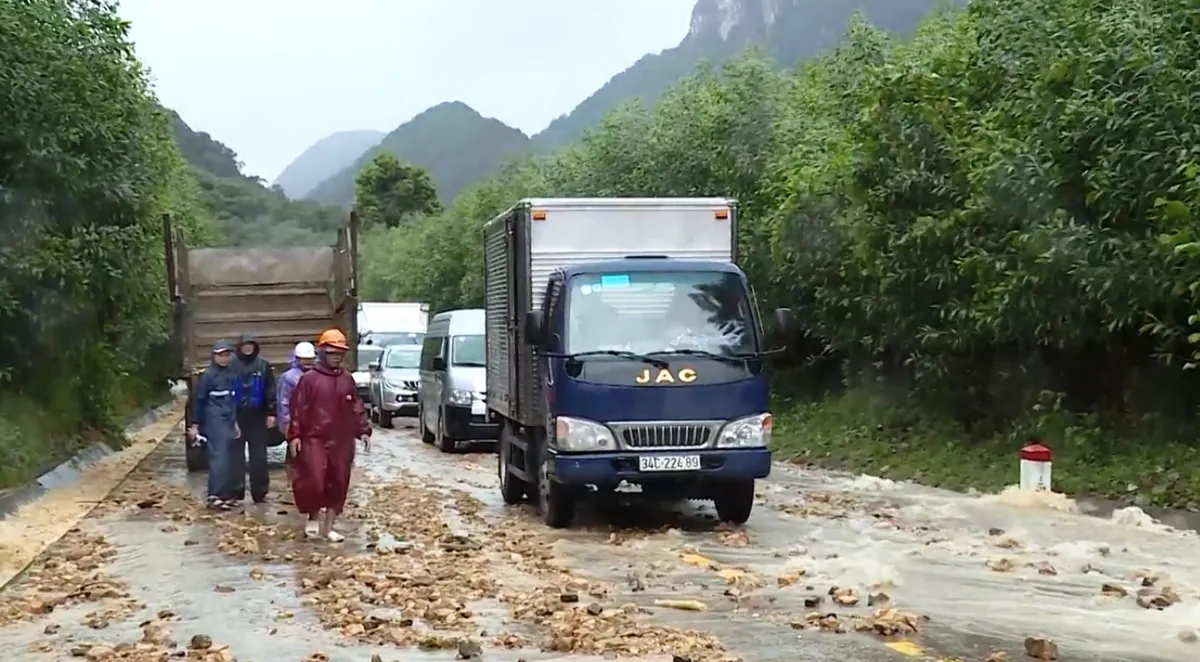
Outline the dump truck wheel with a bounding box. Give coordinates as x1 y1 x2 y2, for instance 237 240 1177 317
185 443 208 473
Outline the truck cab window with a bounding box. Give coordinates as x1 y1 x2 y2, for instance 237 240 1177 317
565 270 756 356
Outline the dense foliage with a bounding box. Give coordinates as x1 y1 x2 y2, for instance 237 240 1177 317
362 0 1200 500
170 113 345 246
0 0 212 484
532 0 963 149
354 153 441 229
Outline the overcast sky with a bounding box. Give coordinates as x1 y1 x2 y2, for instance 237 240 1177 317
117 0 697 182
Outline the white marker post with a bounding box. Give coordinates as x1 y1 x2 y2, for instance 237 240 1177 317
1019 442 1052 492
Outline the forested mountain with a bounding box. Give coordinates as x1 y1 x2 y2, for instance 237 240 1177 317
168 112 344 246
532 0 965 149
273 130 384 199
304 102 531 208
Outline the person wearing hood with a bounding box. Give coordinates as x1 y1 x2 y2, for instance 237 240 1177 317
287 328 371 541
233 334 277 504
187 340 242 509
276 341 317 485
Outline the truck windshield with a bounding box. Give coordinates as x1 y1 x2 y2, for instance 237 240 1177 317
565 270 757 356
451 335 486 366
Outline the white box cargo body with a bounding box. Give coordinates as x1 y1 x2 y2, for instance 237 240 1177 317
482 197 738 426
358 302 430 339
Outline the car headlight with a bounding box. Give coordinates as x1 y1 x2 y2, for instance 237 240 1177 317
448 389 473 406
716 413 772 448
554 416 615 452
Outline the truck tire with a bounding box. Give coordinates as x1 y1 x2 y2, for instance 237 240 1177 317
378 408 394 429
419 406 435 444
436 409 455 453
497 428 526 505
185 443 208 473
536 443 576 528
713 480 755 524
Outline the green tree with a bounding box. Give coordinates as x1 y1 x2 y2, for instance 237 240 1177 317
354 153 441 229
0 0 212 486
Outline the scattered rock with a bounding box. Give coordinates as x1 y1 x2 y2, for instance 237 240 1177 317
457 637 483 659
1024 636 1058 660
1100 584 1127 598
987 558 1015 572
654 599 708 612
829 587 858 606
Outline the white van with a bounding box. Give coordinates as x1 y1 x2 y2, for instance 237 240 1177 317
418 309 497 452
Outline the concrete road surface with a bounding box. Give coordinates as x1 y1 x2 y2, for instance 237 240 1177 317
1 416 1198 662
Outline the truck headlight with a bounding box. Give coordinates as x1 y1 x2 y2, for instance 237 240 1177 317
385 379 404 390
448 389 473 406
554 416 614 452
716 413 772 448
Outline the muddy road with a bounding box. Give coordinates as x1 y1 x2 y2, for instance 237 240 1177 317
1 413 1198 662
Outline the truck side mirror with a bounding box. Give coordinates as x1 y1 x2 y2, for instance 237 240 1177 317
524 310 544 346
368 360 381 371
431 356 446 371
772 308 794 335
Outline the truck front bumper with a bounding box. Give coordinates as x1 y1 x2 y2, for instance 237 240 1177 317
550 448 771 485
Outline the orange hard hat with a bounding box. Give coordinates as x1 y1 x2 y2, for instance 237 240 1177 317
317 328 350 350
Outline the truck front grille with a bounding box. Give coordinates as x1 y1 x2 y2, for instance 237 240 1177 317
613 422 717 449
402 380 419 391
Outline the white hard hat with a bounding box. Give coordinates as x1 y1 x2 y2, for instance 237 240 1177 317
294 341 317 359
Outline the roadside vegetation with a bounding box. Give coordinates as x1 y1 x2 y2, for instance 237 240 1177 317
359 0 1200 508
0 0 212 487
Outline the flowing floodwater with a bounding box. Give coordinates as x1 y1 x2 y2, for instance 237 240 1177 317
2 415 1199 661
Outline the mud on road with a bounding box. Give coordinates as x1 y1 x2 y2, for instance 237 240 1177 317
1 415 1199 662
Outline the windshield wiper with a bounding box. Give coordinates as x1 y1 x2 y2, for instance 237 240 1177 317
547 350 669 369
656 348 762 364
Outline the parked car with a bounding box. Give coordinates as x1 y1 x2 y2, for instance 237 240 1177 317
418 309 497 452
367 344 422 428
354 344 385 402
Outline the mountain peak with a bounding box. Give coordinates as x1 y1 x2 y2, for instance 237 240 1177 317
272 129 384 199
687 0 783 41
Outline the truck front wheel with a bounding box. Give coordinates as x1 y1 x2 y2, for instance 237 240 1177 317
713 480 755 524
537 444 576 528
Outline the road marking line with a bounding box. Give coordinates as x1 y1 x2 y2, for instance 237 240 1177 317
0 403 183 589
886 641 926 657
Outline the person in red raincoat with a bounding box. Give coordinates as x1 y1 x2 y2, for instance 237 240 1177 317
287 328 371 541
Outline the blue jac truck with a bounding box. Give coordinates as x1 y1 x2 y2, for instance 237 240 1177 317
483 198 793 528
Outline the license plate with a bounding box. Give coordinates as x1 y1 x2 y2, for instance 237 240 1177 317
638 455 701 472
